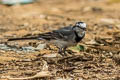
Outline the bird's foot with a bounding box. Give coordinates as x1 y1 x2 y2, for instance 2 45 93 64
58 50 68 56
58 52 67 56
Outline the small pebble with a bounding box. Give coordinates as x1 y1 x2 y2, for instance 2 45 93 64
35 43 46 50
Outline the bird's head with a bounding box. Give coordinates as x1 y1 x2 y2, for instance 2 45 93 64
74 22 86 30
72 22 87 37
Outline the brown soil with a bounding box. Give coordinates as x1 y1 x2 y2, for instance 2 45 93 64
0 0 120 80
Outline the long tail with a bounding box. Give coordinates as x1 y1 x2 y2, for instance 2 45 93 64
8 37 39 41
8 32 55 41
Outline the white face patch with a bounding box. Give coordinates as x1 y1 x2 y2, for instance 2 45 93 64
76 22 87 29
80 23 86 28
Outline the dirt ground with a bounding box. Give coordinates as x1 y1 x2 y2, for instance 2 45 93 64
0 0 120 80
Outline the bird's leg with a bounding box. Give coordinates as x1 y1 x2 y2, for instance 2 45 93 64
58 47 64 56
58 47 67 56
62 47 67 56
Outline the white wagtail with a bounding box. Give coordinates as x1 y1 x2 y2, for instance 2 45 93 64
8 22 87 55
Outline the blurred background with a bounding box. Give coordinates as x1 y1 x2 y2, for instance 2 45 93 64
0 0 120 79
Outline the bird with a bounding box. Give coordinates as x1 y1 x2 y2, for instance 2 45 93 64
8 22 87 55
